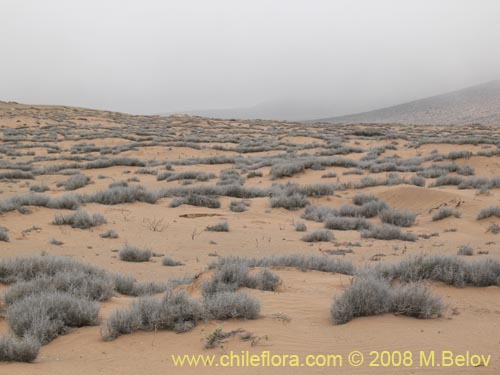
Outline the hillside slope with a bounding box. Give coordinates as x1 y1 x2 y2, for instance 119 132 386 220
317 80 500 125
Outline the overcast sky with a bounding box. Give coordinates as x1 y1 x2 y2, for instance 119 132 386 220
1 0 500 119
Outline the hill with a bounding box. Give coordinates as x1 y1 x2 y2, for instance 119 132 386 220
316 80 500 125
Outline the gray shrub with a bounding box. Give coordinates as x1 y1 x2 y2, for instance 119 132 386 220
0 227 9 242
102 291 204 341
52 210 106 229
324 216 372 231
162 256 184 266
7 291 100 344
270 193 309 210
379 208 417 227
206 221 229 232
100 229 118 239
229 200 249 212
477 206 500 220
361 224 417 242
432 207 461 221
57 173 90 191
119 245 152 262
301 229 334 242
204 291 260 320
294 221 307 231
331 275 444 324
457 245 474 256
0 335 40 363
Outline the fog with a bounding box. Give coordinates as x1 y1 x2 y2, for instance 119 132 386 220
1 0 500 120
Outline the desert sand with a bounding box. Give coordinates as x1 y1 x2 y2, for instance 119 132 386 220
0 102 499 374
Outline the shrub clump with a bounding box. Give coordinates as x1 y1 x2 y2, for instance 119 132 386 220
100 229 118 239
52 210 106 229
210 254 355 275
170 193 221 209
432 207 461 221
0 227 9 242
204 291 260 320
270 193 309 210
252 268 281 291
229 200 249 212
361 224 417 242
113 274 170 297
102 291 204 341
324 216 372 231
0 170 34 180
301 229 334 242
389 283 444 319
119 245 152 262
83 186 160 205
301 205 337 222
0 335 41 362
0 254 179 361
457 245 474 256
376 254 500 287
202 262 281 297
7 292 100 344
57 174 90 191
379 209 417 227
206 221 229 232
294 221 307 232
331 275 390 324
352 194 379 206
331 276 444 324
29 184 49 193
162 256 184 266
477 206 500 220
166 171 215 182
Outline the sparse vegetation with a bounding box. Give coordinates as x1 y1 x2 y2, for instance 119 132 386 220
4 99 500 363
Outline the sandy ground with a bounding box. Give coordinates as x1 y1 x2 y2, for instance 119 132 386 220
0 102 499 374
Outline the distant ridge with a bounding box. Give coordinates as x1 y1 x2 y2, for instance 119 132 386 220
316 80 500 125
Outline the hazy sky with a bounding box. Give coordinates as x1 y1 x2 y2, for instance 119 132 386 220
1 0 500 119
